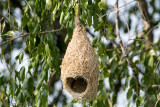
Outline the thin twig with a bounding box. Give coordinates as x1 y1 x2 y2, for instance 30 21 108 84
129 38 160 50
0 29 61 46
99 0 137 19
0 8 9 22
11 63 16 72
155 99 160 107
47 70 57 88
127 23 160 48
0 12 20 31
0 33 28 46
151 85 160 88
107 3 131 51
146 23 160 38
39 29 61 34
115 0 140 96
24 0 33 12
0 46 11 75
155 61 160 73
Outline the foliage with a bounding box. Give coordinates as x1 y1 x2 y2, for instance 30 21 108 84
0 0 160 107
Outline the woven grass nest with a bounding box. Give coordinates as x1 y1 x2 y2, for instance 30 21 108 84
61 17 100 100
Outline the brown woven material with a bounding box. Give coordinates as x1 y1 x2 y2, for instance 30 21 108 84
61 17 99 100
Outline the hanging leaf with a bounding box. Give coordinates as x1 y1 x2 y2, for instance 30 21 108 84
7 31 15 36
59 11 64 25
20 66 25 81
16 92 23 104
23 77 34 93
1 21 6 34
98 0 107 10
127 87 133 99
52 5 57 21
19 52 24 64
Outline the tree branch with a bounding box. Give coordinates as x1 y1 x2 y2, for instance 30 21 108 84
137 0 153 49
47 70 57 88
115 0 140 96
0 46 11 75
0 29 61 46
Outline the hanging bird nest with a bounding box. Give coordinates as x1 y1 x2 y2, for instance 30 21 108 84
61 16 99 100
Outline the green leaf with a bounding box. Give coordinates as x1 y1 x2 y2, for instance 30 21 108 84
93 14 99 28
87 11 92 26
81 9 87 22
45 44 50 56
33 24 40 34
139 96 144 106
100 87 107 99
126 76 131 87
16 92 23 104
105 98 110 107
28 21 40 34
36 71 47 89
37 99 41 107
112 93 117 104
41 88 48 106
0 76 6 86
1 21 6 33
68 19 73 28
9 79 16 94
28 34 35 51
92 37 98 44
98 80 103 90
98 0 107 10
67 27 73 38
110 59 117 72
157 93 160 99
23 77 34 93
127 101 131 107
127 87 132 99
37 43 43 53
97 100 104 107
52 5 57 21
42 71 47 81
64 12 70 23
36 80 42 90
148 56 154 68
7 31 15 36
81 0 88 9
74 2 79 15
22 14 29 26
59 11 64 25
130 77 136 87
92 100 97 107
44 63 49 71
106 24 116 40
13 18 19 28
71 99 77 103
35 0 39 5
41 0 46 9
20 66 25 81
46 0 52 8
19 52 24 64
64 34 69 43
147 87 157 95
103 67 110 77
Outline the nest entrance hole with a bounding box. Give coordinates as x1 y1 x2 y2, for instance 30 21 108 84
66 76 87 93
